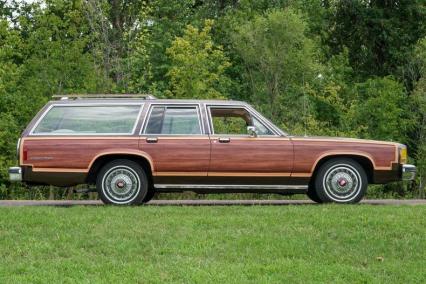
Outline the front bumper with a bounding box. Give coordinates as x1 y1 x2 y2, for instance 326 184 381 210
8 167 22 182
402 164 416 181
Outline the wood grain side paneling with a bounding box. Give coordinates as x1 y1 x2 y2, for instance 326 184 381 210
21 137 143 172
139 136 210 175
209 137 294 174
291 139 398 175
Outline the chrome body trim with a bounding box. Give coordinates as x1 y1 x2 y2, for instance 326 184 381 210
16 138 21 159
402 164 416 181
154 184 308 190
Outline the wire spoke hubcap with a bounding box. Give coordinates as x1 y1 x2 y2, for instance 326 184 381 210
323 165 362 202
102 166 140 203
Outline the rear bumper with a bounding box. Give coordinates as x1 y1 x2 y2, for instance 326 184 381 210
402 164 416 181
8 167 22 182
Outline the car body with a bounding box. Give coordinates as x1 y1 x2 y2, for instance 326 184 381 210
9 95 416 204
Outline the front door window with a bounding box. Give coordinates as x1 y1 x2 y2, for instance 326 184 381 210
209 107 275 136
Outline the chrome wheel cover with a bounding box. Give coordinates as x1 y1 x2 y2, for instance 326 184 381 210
102 165 141 204
322 164 362 202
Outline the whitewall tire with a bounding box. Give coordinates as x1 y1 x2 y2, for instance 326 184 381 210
96 159 148 205
314 158 367 204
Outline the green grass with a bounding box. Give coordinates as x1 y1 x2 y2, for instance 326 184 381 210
0 205 425 283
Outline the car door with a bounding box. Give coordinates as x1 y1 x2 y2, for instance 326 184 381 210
207 105 294 185
139 103 210 185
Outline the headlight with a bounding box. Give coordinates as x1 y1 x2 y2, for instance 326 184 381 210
399 146 407 164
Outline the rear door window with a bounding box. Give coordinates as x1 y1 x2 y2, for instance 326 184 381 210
144 106 202 135
32 105 142 135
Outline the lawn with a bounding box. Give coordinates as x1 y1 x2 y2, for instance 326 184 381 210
0 205 425 283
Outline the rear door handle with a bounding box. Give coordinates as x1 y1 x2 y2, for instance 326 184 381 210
146 137 158 143
218 137 231 143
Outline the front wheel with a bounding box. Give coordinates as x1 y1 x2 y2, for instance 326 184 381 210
96 159 148 205
314 158 367 204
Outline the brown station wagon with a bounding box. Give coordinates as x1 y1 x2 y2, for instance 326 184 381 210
9 94 416 205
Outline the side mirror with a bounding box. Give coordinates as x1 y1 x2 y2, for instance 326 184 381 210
247 126 257 138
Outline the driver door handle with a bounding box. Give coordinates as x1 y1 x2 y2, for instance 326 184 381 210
146 137 158 143
218 137 231 143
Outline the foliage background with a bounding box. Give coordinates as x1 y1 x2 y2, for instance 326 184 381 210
0 0 425 199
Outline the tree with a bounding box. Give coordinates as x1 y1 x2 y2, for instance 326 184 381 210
166 19 231 99
350 77 410 142
328 0 426 81
410 37 426 197
231 9 317 131
84 0 152 92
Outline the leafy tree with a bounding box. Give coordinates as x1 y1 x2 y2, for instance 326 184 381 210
410 37 426 197
0 113 19 184
84 0 152 91
328 0 426 81
166 20 231 99
231 9 317 131
350 77 410 142
307 49 357 136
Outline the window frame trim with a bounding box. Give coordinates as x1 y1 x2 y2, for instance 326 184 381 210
141 103 205 136
29 103 144 136
206 104 281 137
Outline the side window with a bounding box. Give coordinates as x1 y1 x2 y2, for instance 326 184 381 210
210 107 275 136
252 116 274 136
210 108 251 135
32 105 142 135
144 106 202 135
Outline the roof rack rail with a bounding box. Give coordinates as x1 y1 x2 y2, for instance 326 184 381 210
52 94 156 100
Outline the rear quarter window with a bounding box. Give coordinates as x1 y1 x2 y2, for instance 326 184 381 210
32 105 142 135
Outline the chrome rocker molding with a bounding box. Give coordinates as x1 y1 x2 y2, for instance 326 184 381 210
402 164 416 181
154 184 308 193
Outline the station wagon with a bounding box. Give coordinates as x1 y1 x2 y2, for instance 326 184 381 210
9 94 416 205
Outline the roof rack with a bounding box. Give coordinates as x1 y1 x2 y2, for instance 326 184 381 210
52 94 156 100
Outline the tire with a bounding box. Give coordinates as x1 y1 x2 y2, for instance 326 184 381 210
96 159 148 205
142 188 156 203
306 187 322 203
314 158 367 204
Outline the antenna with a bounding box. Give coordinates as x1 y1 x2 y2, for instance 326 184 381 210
303 73 307 137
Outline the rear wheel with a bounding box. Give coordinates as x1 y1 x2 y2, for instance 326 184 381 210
96 159 148 205
314 158 367 204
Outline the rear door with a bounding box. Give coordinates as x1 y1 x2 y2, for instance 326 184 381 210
139 104 210 184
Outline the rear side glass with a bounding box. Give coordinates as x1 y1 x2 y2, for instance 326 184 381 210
145 107 165 134
32 105 142 135
144 106 202 135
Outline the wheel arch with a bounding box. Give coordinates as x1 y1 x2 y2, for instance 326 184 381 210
310 153 375 185
86 152 154 185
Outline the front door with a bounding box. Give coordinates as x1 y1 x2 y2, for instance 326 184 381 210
207 106 294 185
139 104 210 185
